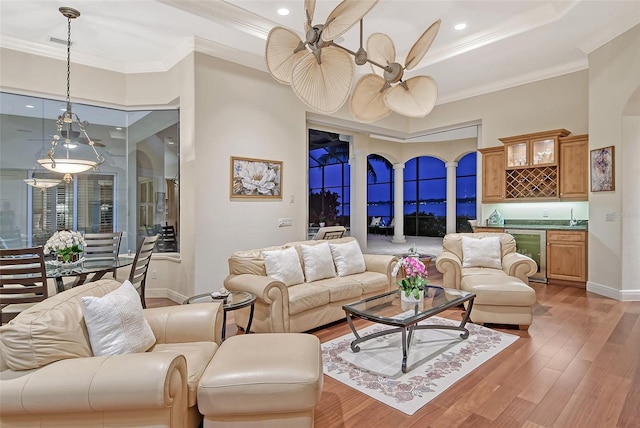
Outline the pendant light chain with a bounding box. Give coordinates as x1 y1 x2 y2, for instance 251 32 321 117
66 15 72 113
37 6 106 176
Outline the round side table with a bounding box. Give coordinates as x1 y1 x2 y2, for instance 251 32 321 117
183 290 256 341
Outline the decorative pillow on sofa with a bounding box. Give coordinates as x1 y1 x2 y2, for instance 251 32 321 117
329 239 366 277
262 246 305 286
300 242 337 282
81 280 156 356
461 236 502 269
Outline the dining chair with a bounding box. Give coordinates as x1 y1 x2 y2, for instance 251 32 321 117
0 246 49 324
128 234 159 308
83 232 123 279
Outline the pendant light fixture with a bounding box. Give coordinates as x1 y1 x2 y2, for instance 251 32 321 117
25 119 63 190
37 7 105 176
23 175 63 191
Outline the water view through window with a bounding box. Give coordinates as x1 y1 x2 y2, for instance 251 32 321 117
308 129 476 237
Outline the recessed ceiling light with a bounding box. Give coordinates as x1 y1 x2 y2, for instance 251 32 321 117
115 127 122 130
277 8 290 16
25 104 35 109
455 23 467 31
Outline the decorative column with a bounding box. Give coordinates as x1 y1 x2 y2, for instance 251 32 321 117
446 161 458 234
350 147 368 248
392 163 406 244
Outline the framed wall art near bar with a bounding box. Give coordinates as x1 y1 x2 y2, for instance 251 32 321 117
590 146 615 192
230 156 282 199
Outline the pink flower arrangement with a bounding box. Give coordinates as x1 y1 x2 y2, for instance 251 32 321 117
392 256 429 299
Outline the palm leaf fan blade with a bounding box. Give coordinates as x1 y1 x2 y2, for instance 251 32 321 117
350 74 392 122
304 0 316 31
321 0 379 41
367 33 395 77
405 19 441 71
292 47 355 113
383 75 437 118
265 27 306 85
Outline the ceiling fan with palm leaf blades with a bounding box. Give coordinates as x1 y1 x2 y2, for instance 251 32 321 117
265 0 441 122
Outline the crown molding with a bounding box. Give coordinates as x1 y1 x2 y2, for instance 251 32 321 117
157 0 274 41
417 1 579 69
0 35 171 74
437 59 588 105
192 37 267 72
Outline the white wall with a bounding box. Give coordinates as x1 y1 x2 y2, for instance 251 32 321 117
587 24 640 300
190 53 308 295
408 71 589 148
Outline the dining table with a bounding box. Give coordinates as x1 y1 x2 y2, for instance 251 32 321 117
46 255 135 294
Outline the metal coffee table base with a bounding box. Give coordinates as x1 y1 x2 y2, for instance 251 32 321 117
346 299 474 373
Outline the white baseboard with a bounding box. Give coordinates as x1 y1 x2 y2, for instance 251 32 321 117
587 281 640 301
145 288 188 304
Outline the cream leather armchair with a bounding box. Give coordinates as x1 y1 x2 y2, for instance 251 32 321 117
0 279 223 428
435 233 538 329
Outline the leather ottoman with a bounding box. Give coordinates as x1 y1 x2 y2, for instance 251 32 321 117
197 333 323 428
461 274 537 330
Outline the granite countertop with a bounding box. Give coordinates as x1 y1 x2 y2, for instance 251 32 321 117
500 220 588 231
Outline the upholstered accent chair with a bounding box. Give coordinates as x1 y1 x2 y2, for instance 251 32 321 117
435 232 538 329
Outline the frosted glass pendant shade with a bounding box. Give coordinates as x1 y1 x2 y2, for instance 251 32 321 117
23 178 62 189
37 158 97 174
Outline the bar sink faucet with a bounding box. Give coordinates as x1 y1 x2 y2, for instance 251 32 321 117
569 208 578 226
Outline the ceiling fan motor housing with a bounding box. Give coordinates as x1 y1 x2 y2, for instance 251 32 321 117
383 63 404 84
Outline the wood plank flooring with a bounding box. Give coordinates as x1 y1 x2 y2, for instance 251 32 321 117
147 263 640 428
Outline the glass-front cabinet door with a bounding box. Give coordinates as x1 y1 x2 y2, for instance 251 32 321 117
505 141 528 168
532 138 556 166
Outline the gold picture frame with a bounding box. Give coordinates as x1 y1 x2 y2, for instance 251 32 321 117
590 146 615 192
230 156 282 199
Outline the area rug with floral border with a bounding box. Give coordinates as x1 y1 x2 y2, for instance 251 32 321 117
321 317 518 415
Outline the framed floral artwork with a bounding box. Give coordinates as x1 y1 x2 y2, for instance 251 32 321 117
230 156 282 199
590 146 615 192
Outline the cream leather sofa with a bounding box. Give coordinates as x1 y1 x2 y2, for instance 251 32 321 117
224 237 395 333
435 233 538 329
0 279 223 428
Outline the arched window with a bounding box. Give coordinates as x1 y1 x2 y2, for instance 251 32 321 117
404 156 446 237
366 154 393 227
456 152 477 232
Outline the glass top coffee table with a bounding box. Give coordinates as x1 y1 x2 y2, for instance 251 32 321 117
342 286 475 373
184 291 256 341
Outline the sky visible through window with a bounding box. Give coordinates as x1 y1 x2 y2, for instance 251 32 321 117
308 129 476 235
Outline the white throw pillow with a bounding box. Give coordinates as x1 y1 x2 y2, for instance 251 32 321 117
461 236 502 269
300 242 336 282
262 246 305 286
329 240 366 277
81 280 156 356
369 216 381 227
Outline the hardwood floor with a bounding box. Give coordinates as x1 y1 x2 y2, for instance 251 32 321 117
147 265 640 428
